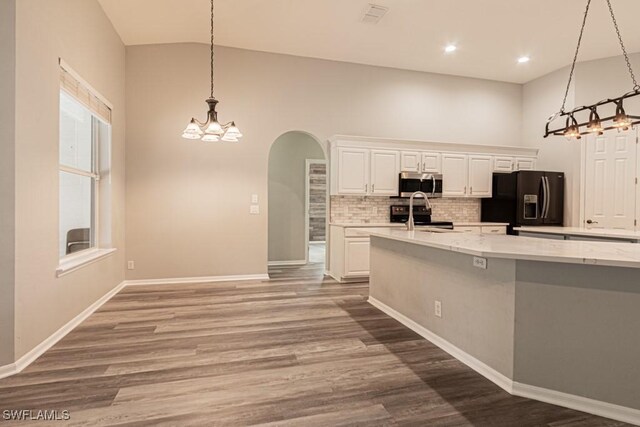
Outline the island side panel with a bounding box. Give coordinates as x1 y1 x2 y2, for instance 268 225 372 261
369 236 517 379
514 261 640 410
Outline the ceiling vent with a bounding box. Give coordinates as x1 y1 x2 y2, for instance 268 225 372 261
362 4 389 24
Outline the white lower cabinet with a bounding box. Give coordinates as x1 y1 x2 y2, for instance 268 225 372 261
329 224 507 282
344 238 370 277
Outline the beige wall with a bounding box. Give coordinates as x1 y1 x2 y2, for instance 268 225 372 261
0 0 16 366
125 43 523 280
268 132 324 263
12 0 126 359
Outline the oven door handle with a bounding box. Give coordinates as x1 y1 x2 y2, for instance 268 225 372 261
431 175 436 197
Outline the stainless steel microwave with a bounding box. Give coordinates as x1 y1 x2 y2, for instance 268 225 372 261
398 172 443 198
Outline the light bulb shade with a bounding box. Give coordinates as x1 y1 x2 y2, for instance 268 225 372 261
225 123 242 137
563 115 581 139
182 132 202 140
613 101 631 128
205 121 224 135
202 134 220 142
586 108 603 134
183 119 203 134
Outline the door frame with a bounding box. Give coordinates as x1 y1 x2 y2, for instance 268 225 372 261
305 159 327 264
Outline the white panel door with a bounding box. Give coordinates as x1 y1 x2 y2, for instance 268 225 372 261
344 238 370 277
422 152 442 173
442 154 468 197
584 131 637 230
370 149 400 195
337 147 369 195
468 155 493 197
400 151 421 172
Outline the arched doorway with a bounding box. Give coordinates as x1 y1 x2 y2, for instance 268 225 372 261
268 131 327 274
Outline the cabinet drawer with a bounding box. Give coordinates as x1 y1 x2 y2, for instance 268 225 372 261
456 226 481 233
482 226 506 235
344 228 371 238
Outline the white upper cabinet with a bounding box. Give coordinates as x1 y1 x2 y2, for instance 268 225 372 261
422 152 442 173
329 136 537 196
442 154 469 197
400 151 421 172
337 147 369 194
468 155 493 197
493 156 514 173
515 157 536 171
370 150 400 195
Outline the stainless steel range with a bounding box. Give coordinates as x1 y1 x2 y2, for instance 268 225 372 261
389 205 454 229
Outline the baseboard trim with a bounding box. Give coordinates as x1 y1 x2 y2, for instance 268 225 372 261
0 281 127 380
368 296 640 426
0 363 16 380
125 274 270 286
368 296 513 393
513 382 640 426
267 260 307 267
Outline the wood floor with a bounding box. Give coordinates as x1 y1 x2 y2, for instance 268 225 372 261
0 263 628 426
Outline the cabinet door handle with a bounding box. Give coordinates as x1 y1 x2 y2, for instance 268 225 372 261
372 184 375 192
423 162 426 172
365 184 368 193
464 186 467 195
470 187 473 194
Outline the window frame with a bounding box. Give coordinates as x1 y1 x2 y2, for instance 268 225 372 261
56 61 115 276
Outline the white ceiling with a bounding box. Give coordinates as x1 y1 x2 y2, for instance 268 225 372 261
98 0 640 84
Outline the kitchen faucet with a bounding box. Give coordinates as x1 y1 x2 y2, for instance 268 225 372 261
407 191 432 231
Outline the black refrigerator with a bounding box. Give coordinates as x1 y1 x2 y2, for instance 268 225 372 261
481 171 564 234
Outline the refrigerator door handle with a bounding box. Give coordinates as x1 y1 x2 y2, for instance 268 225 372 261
540 177 547 220
543 177 551 219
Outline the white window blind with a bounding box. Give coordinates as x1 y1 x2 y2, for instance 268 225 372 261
59 60 112 124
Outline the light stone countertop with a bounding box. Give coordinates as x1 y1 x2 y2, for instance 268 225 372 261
330 222 508 228
515 226 640 241
358 228 640 269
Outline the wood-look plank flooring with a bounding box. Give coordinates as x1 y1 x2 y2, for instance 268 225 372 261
0 263 628 426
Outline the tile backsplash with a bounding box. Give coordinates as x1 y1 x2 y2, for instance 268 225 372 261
330 196 481 224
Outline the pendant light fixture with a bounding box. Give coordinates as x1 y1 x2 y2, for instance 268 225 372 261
545 0 640 140
182 0 242 142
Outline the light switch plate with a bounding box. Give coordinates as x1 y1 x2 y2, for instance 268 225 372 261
473 256 487 269
250 205 260 214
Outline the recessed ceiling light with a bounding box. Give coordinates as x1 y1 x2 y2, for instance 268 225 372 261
444 45 457 53
518 56 531 63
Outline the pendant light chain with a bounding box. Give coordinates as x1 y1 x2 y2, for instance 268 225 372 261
606 0 639 91
560 0 591 113
210 0 215 98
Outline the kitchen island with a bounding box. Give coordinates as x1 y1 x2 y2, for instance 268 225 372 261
363 229 640 425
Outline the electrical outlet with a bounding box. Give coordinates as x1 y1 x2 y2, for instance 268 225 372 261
127 261 135 270
473 256 487 269
251 194 259 204
435 300 442 318
250 205 260 214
